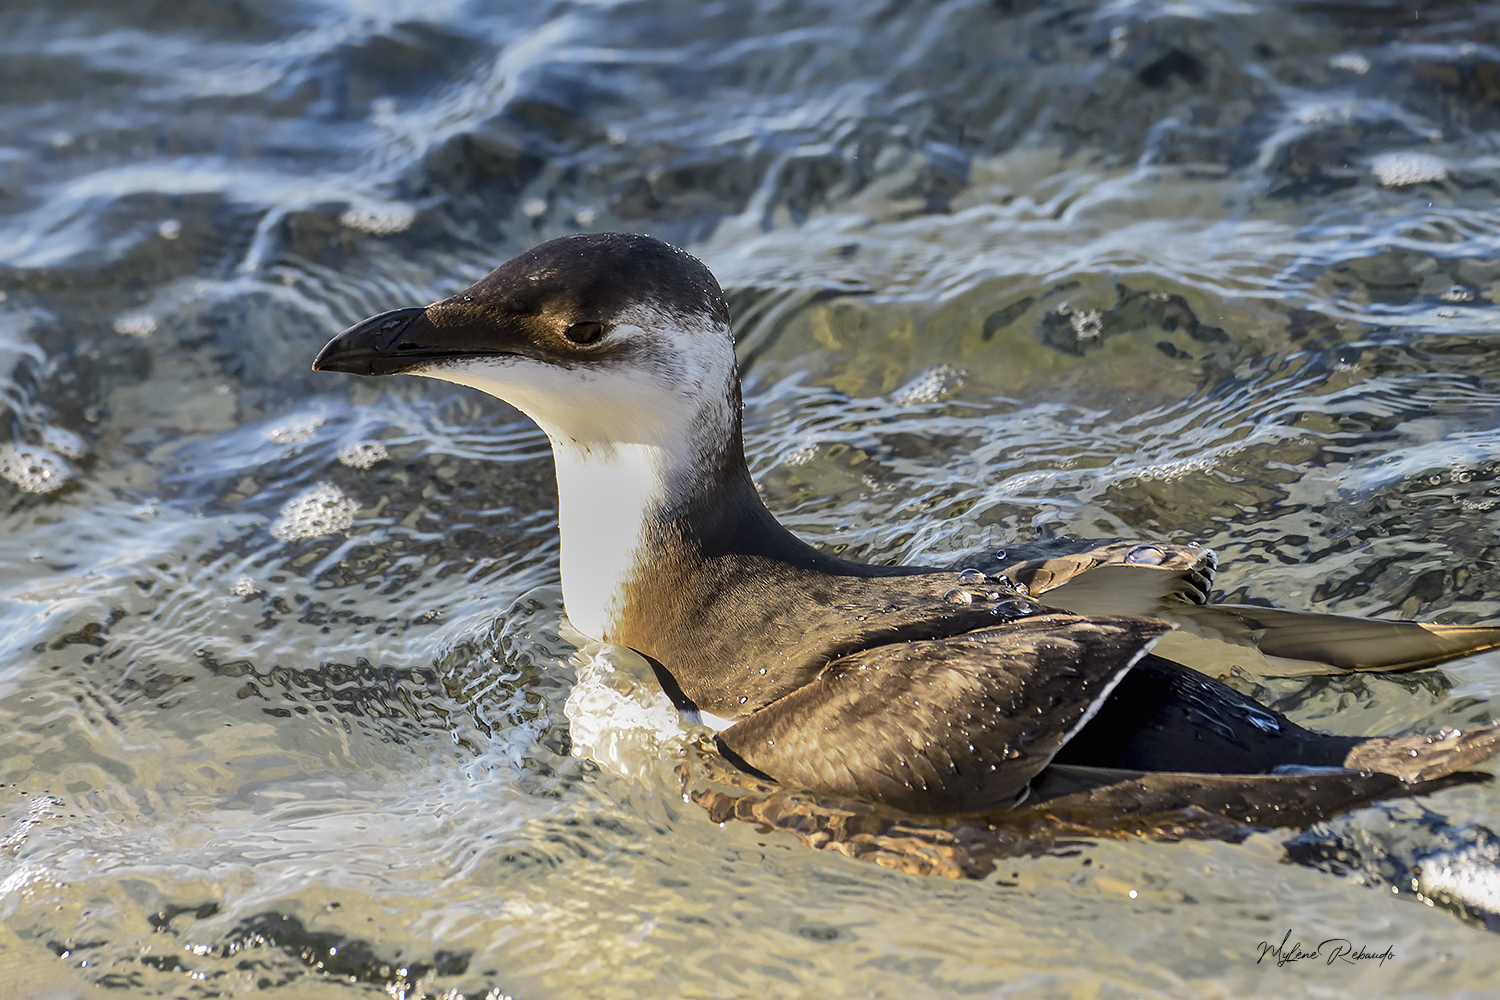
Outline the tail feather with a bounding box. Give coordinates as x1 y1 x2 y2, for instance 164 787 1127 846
999 539 1500 678
1153 605 1500 678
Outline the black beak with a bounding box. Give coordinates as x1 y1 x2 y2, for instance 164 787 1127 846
313 307 436 376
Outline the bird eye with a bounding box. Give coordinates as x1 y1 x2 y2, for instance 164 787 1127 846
563 321 605 345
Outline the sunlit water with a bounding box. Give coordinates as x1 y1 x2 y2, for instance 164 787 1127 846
2 0 1500 996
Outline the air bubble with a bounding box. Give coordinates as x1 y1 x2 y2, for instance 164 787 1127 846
40 427 87 459
1125 545 1166 565
270 482 359 541
0 444 71 493
1329 52 1371 74
957 568 986 586
269 415 324 445
1441 285 1475 304
942 588 973 605
1371 151 1447 188
337 441 388 469
339 202 416 235
112 313 157 338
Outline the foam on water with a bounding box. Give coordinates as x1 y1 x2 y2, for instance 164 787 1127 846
269 482 360 540
0 444 71 493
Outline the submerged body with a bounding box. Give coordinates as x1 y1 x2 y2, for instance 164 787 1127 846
314 233 1500 818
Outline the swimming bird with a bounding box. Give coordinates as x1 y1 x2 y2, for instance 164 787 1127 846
314 233 1500 819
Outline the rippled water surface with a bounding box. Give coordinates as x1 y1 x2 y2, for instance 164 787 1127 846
4 0 1500 996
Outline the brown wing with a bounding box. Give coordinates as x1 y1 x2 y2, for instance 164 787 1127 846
716 615 1173 815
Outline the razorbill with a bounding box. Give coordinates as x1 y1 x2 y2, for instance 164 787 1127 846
314 233 1500 817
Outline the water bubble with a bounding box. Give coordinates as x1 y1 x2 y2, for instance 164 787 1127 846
339 202 416 235
1441 285 1475 303
157 219 181 240
270 482 359 541
1057 302 1103 340
337 441 388 469
1125 545 1166 565
1013 580 1029 595
0 444 71 493
268 415 324 445
992 599 1037 618
781 444 818 467
995 549 1007 561
893 364 965 404
39 427 87 459
942 588 973 605
1329 52 1371 74
112 313 157 338
957 568 987 586
231 577 260 597
1372 151 1447 188
520 197 548 219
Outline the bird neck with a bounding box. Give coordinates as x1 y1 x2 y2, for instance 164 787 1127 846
548 436 676 642
548 408 821 643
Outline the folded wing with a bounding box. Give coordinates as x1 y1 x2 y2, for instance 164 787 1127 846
716 614 1173 814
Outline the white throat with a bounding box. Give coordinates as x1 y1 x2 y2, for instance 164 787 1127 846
417 309 738 641
547 438 670 640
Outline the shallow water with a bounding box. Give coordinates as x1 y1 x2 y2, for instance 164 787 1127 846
2 0 1500 996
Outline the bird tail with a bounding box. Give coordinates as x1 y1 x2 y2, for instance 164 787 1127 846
1154 604 1500 678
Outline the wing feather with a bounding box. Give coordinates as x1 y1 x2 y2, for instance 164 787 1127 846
717 614 1173 814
